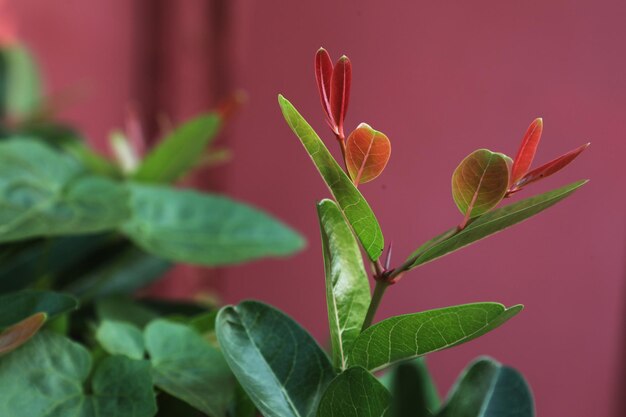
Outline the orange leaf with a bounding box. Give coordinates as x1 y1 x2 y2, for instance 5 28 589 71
0 312 46 356
516 143 590 190
345 123 391 186
329 56 351 137
315 48 334 130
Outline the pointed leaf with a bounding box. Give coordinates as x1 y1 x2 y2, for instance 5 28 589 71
216 301 335 417
0 331 157 417
452 149 509 222
515 143 589 190
145 320 235 417
318 199 370 370
0 44 41 119
0 290 77 328
345 123 391 185
348 303 522 372
438 357 534 417
408 180 587 269
510 118 543 186
0 313 46 356
96 320 145 360
133 113 221 183
122 183 305 265
389 358 440 417
278 95 384 261
330 56 352 136
315 48 334 127
317 367 391 417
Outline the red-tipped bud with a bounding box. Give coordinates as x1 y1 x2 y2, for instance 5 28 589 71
510 118 543 186
314 48 334 130
330 56 352 137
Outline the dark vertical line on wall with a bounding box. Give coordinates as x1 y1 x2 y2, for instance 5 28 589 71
209 0 234 100
131 0 165 144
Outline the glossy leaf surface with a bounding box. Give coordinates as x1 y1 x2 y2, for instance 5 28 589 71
0 139 128 242
345 123 391 185
0 331 157 417
0 290 77 328
452 149 509 220
96 320 145 360
0 313 46 356
133 113 221 183
389 358 440 417
279 95 384 261
348 303 522 372
510 118 543 186
438 357 534 417
145 320 234 417
516 143 589 190
318 199 370 370
216 301 335 417
408 180 587 268
317 367 390 417
122 183 305 265
315 48 334 128
330 56 351 135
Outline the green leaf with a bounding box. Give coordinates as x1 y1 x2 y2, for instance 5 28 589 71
0 139 129 242
96 320 145 360
122 183 305 265
317 367 391 417
0 290 77 328
216 300 335 417
64 246 171 302
317 199 370 370
0 44 41 119
278 95 384 261
0 313 47 356
133 113 221 183
145 319 234 417
451 149 509 220
0 331 157 417
389 358 440 417
95 297 159 328
437 357 534 417
408 180 587 269
348 303 522 372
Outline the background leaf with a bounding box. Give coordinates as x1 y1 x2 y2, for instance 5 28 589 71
0 139 129 242
388 358 440 417
122 183 305 265
452 149 509 220
348 303 522 372
216 300 335 417
0 313 46 356
96 320 145 360
0 290 77 328
408 180 587 269
437 357 534 417
0 331 157 417
0 44 41 119
345 123 391 185
278 95 384 261
133 113 221 183
318 199 370 370
317 367 390 417
145 319 234 417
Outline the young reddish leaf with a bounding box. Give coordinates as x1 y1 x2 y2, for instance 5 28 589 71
345 123 391 186
0 312 46 356
515 143 590 189
510 118 543 186
315 48 334 129
452 149 510 227
330 56 352 137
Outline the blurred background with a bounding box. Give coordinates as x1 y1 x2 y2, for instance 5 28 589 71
10 0 625 415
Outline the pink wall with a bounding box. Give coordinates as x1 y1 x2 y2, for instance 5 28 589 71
12 1 626 416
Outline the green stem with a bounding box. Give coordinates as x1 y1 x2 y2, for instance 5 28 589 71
361 280 390 331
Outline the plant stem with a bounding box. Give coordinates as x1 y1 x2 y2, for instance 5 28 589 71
361 280 390 331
